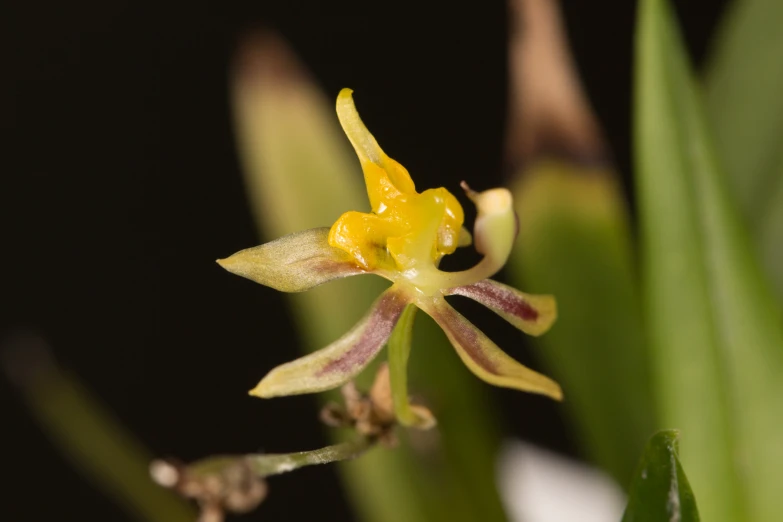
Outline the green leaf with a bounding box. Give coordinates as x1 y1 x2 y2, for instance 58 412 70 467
508 161 654 486
621 430 700 522
231 33 506 522
756 169 783 299
704 0 783 215
3 335 195 522
704 0 783 303
635 1 783 521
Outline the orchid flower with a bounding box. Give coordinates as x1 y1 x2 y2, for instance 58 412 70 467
219 89 561 427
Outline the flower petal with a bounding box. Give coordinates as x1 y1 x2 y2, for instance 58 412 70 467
421 298 562 400
217 228 367 292
335 88 417 196
458 226 473 247
460 183 518 281
420 185 518 290
250 286 411 397
447 279 556 336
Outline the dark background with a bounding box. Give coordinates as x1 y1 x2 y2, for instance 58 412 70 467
3 1 727 520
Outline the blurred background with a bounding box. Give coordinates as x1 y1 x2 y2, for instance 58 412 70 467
3 0 740 520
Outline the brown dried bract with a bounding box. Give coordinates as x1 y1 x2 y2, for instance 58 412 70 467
320 363 434 446
150 457 267 522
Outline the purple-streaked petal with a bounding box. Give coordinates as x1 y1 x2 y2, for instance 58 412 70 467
250 286 411 397
217 228 367 293
447 279 556 336
421 299 562 400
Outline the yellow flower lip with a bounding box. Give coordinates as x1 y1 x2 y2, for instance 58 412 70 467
327 89 464 276
324 89 520 296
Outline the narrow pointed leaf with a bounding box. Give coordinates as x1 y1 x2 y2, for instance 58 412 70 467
636 2 783 521
705 0 783 303
3 335 195 522
509 163 654 485
704 0 783 218
636 3 742 519
622 430 700 522
447 279 556 337
218 228 367 293
422 299 562 400
251 286 409 397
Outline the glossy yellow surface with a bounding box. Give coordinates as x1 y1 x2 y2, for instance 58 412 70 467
328 90 465 271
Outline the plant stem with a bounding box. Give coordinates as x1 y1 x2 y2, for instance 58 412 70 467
387 304 421 426
187 437 375 479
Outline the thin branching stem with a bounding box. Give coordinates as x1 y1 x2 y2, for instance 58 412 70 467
187 437 375 479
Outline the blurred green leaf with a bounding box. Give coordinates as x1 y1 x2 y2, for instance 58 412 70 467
3 334 195 522
509 162 653 486
756 168 783 298
231 33 506 522
705 0 783 302
635 1 783 521
621 430 700 522
705 0 783 219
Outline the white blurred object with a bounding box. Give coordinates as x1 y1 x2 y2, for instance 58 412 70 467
498 440 626 522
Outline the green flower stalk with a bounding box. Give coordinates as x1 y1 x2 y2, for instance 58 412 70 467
218 89 562 423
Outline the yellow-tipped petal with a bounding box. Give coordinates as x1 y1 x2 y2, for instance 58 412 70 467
463 183 516 262
336 88 416 195
217 228 367 292
250 286 411 397
336 89 380 163
421 298 562 400
447 279 557 337
329 89 465 274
